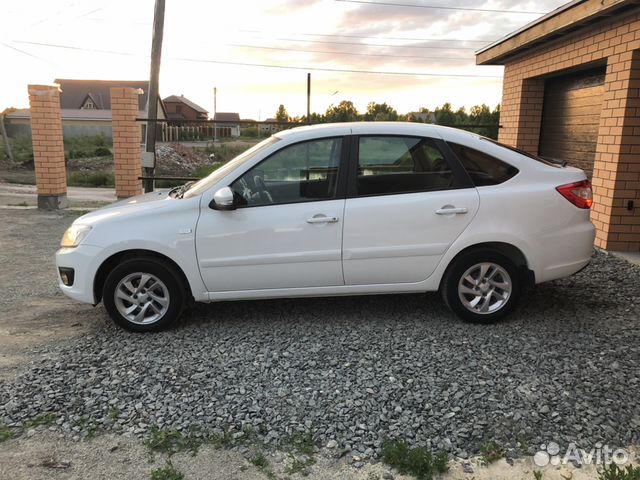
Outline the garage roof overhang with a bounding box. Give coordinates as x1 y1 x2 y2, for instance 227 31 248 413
476 0 640 66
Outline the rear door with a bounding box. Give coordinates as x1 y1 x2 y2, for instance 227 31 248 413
342 135 479 285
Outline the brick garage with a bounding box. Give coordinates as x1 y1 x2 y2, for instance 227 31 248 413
477 0 640 252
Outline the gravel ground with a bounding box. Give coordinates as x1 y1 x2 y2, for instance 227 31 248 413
1 209 639 467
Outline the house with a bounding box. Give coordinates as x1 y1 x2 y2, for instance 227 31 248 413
476 0 640 252
260 118 279 133
5 79 165 139
406 112 436 124
213 112 241 137
163 95 208 121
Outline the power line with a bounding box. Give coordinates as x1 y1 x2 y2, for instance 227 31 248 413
228 43 473 61
239 29 494 43
256 36 479 50
334 0 547 15
1 42 48 61
13 40 502 78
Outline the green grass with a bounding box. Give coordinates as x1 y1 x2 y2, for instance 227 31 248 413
380 438 448 480
150 460 184 480
0 424 12 442
145 427 208 457
23 412 58 429
68 171 114 187
0 136 33 164
534 470 544 480
599 464 640 480
480 440 504 464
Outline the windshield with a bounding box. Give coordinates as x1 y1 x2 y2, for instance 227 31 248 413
183 136 281 198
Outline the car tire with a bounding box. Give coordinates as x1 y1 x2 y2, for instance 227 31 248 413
103 257 185 332
442 250 520 324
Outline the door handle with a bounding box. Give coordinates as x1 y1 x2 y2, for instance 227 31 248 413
306 215 339 224
435 206 468 215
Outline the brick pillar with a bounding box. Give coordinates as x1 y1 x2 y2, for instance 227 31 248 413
111 87 143 198
591 50 640 251
28 85 67 209
498 67 544 155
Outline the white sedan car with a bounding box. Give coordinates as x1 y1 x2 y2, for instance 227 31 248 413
56 122 595 331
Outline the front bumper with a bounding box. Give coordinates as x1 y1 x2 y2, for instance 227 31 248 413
55 244 103 304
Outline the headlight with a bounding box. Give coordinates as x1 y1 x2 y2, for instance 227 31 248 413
60 225 92 248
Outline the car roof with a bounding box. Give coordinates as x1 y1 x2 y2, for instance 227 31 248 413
274 121 482 143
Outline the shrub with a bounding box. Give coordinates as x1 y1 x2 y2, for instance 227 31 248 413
94 146 111 157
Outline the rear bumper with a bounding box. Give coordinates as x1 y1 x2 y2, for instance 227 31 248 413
534 221 595 283
55 245 103 304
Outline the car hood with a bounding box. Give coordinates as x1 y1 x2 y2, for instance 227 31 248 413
73 190 182 226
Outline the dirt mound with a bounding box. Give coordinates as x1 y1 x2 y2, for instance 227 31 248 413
155 143 209 175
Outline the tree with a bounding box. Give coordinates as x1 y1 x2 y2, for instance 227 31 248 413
434 103 457 125
325 101 359 123
275 104 289 123
364 102 398 121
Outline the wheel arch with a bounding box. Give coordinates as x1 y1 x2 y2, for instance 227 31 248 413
438 241 534 292
93 249 193 304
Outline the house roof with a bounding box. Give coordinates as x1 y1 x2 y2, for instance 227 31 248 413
476 0 636 65
54 79 149 110
214 112 240 122
163 95 208 114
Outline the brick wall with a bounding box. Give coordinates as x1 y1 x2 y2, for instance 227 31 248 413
28 85 67 209
111 87 143 199
499 10 640 251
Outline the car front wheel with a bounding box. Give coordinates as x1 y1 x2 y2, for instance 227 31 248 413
442 251 521 323
103 258 185 332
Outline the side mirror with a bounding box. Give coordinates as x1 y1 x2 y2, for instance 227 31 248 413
209 186 236 210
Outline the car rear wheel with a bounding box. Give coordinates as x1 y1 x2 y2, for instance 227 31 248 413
103 258 185 332
442 251 520 323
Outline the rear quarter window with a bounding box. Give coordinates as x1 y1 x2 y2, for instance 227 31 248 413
448 142 519 186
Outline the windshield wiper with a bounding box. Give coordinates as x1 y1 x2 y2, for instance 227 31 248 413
169 181 195 199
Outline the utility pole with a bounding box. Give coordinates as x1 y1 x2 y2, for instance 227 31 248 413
143 0 165 193
307 73 311 125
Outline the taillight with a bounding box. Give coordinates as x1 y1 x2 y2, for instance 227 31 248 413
556 180 593 209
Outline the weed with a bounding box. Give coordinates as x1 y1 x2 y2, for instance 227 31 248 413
480 440 504 464
145 427 204 457
250 451 269 468
150 460 184 480
208 427 235 449
108 407 121 420
284 429 316 455
380 438 448 480
71 416 98 437
285 453 316 476
23 412 58 428
0 424 12 442
599 463 640 480
534 470 544 480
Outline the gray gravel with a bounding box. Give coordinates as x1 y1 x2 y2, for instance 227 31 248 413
1 209 639 461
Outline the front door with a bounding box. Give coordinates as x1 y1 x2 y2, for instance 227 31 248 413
196 137 347 292
342 135 479 285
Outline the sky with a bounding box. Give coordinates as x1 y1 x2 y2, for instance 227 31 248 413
1 0 570 119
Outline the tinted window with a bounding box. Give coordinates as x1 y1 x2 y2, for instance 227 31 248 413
357 136 453 196
448 142 519 186
231 137 342 207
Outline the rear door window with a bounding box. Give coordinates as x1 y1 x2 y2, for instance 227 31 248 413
356 136 454 196
448 142 519 186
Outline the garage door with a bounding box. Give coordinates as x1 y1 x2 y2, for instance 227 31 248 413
538 67 606 178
